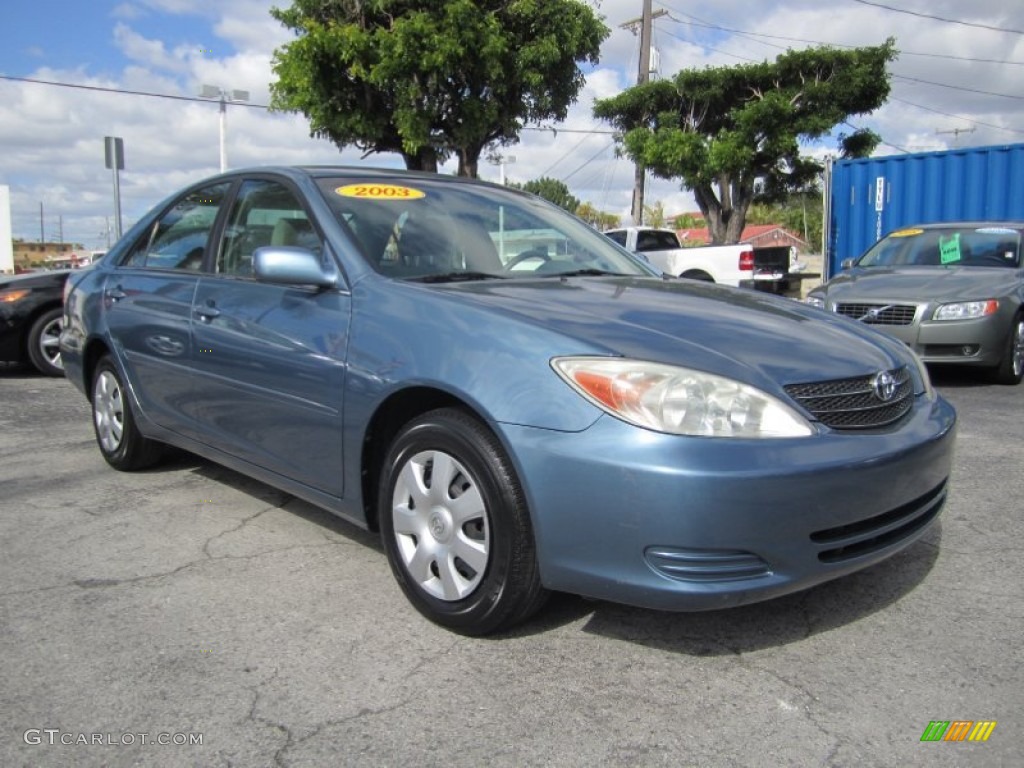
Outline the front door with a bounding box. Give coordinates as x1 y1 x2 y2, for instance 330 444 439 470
188 178 350 496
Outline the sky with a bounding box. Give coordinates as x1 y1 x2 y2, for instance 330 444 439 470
1 0 1023 250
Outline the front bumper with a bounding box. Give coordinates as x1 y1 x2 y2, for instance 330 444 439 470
500 393 956 611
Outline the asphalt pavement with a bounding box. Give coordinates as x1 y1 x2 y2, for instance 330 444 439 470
1 363 1021 767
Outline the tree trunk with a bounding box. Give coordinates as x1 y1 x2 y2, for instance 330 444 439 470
402 146 439 173
457 148 479 179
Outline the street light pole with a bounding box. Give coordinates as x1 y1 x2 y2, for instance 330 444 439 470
201 85 250 172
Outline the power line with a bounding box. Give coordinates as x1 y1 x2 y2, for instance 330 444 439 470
849 0 1024 35
661 8 1024 65
893 74 1024 101
0 73 617 137
890 96 1024 136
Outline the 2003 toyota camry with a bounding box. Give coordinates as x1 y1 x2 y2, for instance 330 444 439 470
60 167 956 635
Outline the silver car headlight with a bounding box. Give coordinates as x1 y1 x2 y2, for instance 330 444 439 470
552 357 814 438
804 295 826 310
933 299 998 321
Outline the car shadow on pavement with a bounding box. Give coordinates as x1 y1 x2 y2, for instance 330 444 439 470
928 365 999 389
511 524 941 651
154 447 383 552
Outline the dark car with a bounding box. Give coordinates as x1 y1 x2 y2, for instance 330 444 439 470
808 223 1024 384
60 167 955 635
0 269 71 375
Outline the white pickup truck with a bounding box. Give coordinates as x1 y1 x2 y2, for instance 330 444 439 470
604 226 792 292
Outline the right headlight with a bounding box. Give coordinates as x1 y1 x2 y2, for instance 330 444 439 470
551 357 814 438
804 295 826 310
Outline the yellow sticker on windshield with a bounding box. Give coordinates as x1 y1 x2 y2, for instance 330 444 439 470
335 184 425 200
890 228 923 237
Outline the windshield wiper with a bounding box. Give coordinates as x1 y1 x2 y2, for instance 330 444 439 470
411 271 507 283
542 268 633 278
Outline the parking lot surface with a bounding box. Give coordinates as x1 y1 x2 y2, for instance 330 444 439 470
1 365 1021 767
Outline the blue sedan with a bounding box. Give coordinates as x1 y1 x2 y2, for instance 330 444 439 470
61 167 956 635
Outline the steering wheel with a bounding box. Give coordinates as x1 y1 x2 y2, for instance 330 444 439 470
504 248 552 271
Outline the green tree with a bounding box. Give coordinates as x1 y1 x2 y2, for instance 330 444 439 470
576 203 619 229
594 41 895 243
517 177 580 212
270 0 608 176
643 200 666 228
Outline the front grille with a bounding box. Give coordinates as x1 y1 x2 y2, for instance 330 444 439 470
784 367 913 429
644 547 771 582
835 303 917 325
811 480 947 563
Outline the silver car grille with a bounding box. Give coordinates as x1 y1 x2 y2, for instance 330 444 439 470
835 303 917 325
783 367 913 429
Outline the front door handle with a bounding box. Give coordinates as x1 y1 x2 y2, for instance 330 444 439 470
105 285 127 302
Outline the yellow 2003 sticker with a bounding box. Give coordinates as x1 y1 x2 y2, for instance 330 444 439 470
890 228 924 238
335 184 425 200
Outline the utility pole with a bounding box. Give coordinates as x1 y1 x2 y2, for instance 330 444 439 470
936 126 975 147
620 2 665 225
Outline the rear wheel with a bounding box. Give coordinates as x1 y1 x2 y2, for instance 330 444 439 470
379 408 547 635
91 356 163 470
991 313 1024 385
26 307 64 376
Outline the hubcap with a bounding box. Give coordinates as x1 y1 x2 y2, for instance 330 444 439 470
39 316 64 370
93 370 125 453
391 450 490 601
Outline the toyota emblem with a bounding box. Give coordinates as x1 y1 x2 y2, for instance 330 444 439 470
872 371 897 402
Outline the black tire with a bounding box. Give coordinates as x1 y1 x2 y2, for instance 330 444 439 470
26 307 65 376
379 408 547 635
991 313 1024 386
91 355 163 470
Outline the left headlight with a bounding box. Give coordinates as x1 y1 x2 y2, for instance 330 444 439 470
804 295 826 310
0 288 31 304
551 357 814 438
933 299 998 321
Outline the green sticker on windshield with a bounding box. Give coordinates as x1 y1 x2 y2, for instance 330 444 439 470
939 233 961 264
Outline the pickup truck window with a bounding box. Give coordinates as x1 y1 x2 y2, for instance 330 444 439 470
605 230 627 247
636 230 681 252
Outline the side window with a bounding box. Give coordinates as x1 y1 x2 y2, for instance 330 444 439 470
605 231 627 247
216 180 321 277
121 183 230 270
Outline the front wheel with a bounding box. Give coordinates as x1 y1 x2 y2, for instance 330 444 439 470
991 313 1024 385
379 408 547 635
91 355 163 470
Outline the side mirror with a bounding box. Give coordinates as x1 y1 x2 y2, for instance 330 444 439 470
841 258 856 270
253 246 337 288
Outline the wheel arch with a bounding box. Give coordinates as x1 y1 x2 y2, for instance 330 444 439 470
360 386 494 532
81 338 114 401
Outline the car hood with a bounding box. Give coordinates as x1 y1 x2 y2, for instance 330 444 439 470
428 276 908 390
0 270 71 290
820 266 1019 301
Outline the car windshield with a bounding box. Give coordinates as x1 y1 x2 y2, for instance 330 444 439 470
315 177 653 280
857 226 1022 269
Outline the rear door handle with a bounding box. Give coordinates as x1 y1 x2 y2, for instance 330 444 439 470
105 286 127 302
194 302 221 321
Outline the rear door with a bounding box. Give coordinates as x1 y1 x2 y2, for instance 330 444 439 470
189 177 350 496
103 181 231 435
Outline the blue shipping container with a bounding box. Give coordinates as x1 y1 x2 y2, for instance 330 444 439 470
825 142 1024 277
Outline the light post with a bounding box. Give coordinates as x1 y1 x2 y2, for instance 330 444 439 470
200 85 250 172
488 153 516 185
